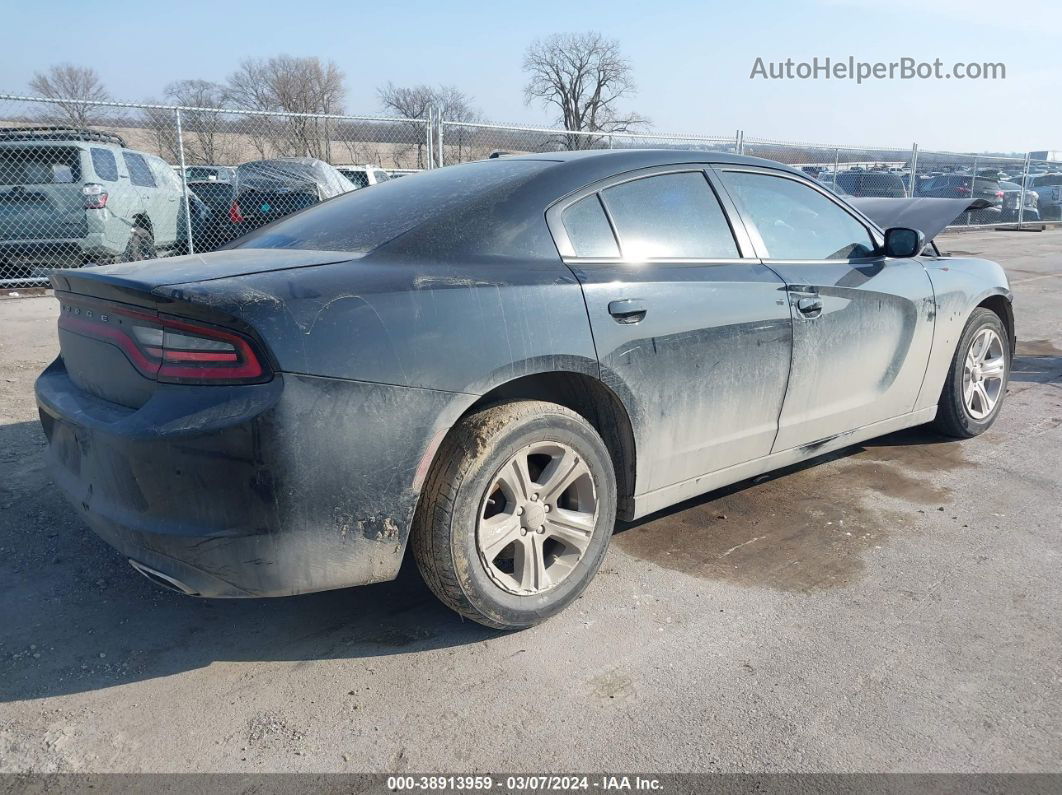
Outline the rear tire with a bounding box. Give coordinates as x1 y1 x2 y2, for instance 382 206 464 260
412 400 617 630
122 226 156 262
933 307 1010 438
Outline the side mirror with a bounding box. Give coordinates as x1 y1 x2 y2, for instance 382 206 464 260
883 227 925 258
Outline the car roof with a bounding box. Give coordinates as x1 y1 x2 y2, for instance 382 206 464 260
504 148 799 171
489 149 810 198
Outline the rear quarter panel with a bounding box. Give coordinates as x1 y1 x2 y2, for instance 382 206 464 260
149 253 600 570
154 254 599 394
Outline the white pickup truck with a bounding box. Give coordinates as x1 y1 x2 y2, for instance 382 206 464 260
334 164 390 190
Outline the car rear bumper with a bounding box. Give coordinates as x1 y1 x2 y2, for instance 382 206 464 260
35 359 458 597
0 234 119 268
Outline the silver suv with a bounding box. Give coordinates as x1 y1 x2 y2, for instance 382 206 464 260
0 127 186 275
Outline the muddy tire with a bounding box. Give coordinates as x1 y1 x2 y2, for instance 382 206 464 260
412 400 617 630
933 307 1010 438
122 226 156 262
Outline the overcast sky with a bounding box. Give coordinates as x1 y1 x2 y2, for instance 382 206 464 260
3 0 1059 153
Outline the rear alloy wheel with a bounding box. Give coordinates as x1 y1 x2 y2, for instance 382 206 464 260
933 307 1010 438
123 226 156 262
412 400 617 630
477 441 599 596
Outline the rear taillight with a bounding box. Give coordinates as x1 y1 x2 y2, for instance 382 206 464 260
956 186 972 196
228 201 244 223
58 297 268 384
82 183 108 209
995 191 1004 199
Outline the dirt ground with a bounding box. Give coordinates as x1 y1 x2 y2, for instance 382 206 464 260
1 230 1060 773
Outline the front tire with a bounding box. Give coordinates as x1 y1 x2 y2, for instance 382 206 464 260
412 400 617 630
933 307 1010 438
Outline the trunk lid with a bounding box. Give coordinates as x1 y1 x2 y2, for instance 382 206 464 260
51 248 356 302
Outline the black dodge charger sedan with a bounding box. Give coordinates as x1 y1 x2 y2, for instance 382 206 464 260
36 150 1013 630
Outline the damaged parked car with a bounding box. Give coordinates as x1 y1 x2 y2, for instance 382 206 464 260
36 150 1014 630
225 157 354 236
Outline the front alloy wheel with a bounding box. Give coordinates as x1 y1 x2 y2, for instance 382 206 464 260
934 307 1011 438
962 328 1006 420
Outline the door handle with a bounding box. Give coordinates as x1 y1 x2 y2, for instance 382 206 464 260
608 299 647 324
796 296 823 316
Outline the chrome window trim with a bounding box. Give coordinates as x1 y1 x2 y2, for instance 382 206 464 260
546 164 759 264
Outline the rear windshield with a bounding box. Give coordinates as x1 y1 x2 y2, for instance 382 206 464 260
188 181 234 209
236 159 551 254
1033 175 1062 186
0 145 81 185
186 166 230 182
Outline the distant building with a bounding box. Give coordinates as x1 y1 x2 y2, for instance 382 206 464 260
1030 151 1061 162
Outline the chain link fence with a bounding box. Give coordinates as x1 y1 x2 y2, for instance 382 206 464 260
435 121 738 164
1 93 1058 290
0 94 429 288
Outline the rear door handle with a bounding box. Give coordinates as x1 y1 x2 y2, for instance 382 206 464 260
796 296 823 316
608 299 647 324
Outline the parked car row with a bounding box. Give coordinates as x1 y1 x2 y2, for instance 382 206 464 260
813 164 1061 222
0 126 425 280
186 161 417 252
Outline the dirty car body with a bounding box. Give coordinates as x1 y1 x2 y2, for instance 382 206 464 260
36 150 1013 604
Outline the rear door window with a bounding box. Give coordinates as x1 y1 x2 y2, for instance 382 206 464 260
123 152 156 188
600 171 739 259
90 148 118 182
562 194 619 257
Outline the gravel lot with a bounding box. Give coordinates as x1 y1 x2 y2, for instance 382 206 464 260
1 230 1060 774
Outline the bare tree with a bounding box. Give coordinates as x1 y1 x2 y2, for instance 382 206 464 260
164 80 231 165
29 64 112 127
523 32 648 149
378 83 480 166
226 56 345 160
140 103 181 162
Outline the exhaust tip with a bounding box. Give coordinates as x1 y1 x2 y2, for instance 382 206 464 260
128 559 199 596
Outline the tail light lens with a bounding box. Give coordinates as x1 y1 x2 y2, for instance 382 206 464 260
228 201 244 223
995 191 1004 199
82 183 108 209
956 185 972 196
58 297 268 384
